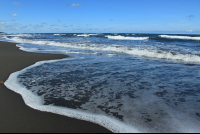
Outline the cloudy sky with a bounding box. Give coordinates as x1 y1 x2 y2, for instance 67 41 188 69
0 0 200 33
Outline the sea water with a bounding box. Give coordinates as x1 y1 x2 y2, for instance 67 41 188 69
1 33 200 132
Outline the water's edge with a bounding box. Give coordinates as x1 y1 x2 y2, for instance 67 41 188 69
2 33 200 133
4 56 139 133
4 43 139 133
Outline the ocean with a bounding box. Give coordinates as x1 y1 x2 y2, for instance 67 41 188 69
1 33 200 132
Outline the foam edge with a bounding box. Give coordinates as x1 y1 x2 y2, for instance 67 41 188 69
4 59 140 133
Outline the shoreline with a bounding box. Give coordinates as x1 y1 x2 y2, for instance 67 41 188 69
0 41 112 133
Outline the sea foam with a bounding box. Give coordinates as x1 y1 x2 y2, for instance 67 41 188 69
77 34 90 37
159 35 200 40
106 35 149 40
5 54 200 133
3 36 200 63
3 33 200 133
4 58 140 133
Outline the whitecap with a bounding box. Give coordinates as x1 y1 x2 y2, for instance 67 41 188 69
106 35 149 40
4 36 200 63
159 35 200 40
77 34 90 37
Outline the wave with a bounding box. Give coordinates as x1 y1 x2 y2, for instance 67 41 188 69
3 33 200 133
4 34 32 37
54 34 69 36
4 58 139 133
54 34 66 35
77 34 90 37
88 34 98 36
22 48 116 57
6 36 200 63
159 35 200 40
106 35 149 40
77 34 98 37
5 50 200 133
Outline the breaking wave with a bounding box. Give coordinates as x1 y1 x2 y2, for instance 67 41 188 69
2 33 200 133
106 35 149 40
77 34 98 37
3 36 200 63
159 35 200 40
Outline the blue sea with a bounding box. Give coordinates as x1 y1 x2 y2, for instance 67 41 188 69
1 33 200 133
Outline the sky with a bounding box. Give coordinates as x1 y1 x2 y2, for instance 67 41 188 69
0 0 200 33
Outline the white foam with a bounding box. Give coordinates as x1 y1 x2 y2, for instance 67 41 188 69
4 54 200 133
106 35 149 40
5 36 200 63
77 34 90 37
4 58 140 133
2 34 32 37
3 33 200 133
77 34 98 37
159 35 200 40
106 46 200 63
54 34 66 36
88 34 98 36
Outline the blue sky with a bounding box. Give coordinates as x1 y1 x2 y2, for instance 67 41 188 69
0 0 200 33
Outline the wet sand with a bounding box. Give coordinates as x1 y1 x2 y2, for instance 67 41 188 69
0 41 112 133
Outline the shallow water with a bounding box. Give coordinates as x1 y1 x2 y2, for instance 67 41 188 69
2 33 200 132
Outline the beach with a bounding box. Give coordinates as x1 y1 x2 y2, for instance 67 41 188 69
0 41 112 133
1 33 200 133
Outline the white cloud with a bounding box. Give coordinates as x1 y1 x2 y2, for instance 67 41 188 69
37 24 44 27
65 3 83 7
36 23 46 28
13 23 20 26
0 21 6 25
186 30 193 32
10 13 18 17
21 25 31 29
5 23 20 30
12 2 21 6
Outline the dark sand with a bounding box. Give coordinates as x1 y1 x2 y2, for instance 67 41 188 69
0 41 112 133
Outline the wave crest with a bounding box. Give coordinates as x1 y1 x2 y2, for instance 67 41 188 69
106 35 149 40
159 35 200 40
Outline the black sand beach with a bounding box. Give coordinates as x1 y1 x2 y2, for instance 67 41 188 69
0 41 112 133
